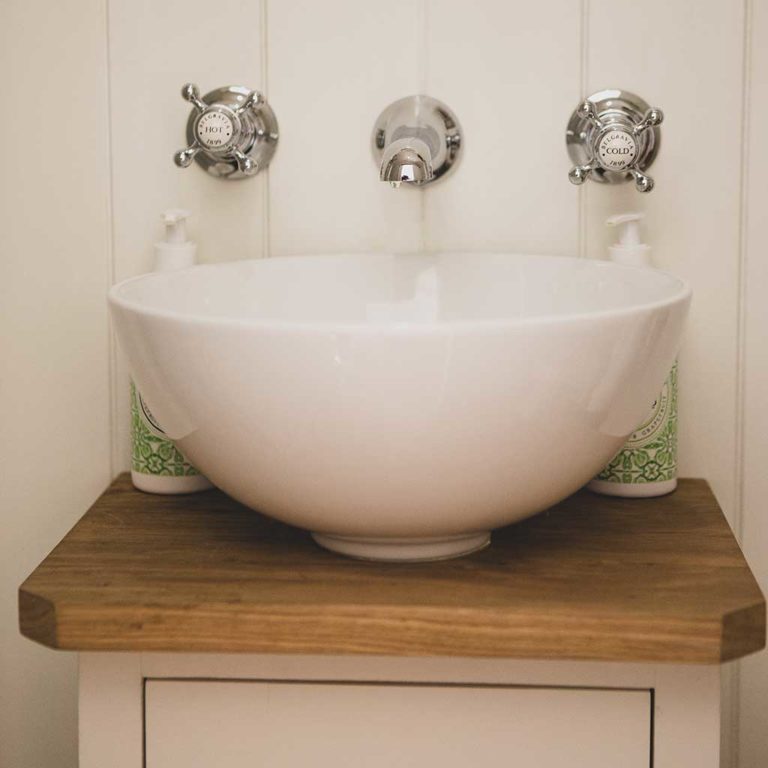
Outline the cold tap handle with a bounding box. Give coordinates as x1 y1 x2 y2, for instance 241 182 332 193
576 99 604 131
566 90 663 193
633 107 664 136
629 168 655 193
568 163 597 185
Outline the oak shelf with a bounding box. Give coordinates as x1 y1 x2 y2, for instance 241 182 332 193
19 475 765 663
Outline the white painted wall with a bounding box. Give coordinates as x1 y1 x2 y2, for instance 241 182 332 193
2 1 766 766
738 1 768 765
0 2 113 767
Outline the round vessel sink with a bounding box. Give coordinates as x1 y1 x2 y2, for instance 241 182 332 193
109 253 690 561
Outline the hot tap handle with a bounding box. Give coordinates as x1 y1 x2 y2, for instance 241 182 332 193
173 83 279 180
232 148 258 176
181 83 208 113
173 142 201 168
236 90 264 117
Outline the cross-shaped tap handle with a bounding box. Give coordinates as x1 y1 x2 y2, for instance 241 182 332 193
566 90 663 193
172 83 279 180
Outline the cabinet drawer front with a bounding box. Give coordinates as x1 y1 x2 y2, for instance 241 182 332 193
145 680 650 768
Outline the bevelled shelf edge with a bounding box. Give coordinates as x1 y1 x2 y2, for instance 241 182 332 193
18 594 766 664
18 589 58 649
721 601 768 662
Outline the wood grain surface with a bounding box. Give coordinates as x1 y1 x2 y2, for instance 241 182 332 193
18 476 765 663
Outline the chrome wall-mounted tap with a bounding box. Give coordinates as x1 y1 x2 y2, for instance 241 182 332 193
566 89 663 193
372 96 462 187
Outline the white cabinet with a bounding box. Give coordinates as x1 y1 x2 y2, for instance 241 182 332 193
79 654 721 768
145 680 649 768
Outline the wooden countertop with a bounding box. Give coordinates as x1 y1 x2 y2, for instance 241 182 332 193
19 475 765 663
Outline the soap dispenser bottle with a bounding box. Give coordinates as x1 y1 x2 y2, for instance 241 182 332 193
588 212 678 498
130 210 213 494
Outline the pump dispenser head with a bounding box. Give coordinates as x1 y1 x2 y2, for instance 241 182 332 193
606 212 651 268
155 209 197 272
162 209 191 244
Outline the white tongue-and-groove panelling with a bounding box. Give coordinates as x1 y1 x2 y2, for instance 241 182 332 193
105 4 768 767
2 2 765 767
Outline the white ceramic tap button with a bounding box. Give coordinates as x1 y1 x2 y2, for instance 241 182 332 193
195 111 235 150
597 130 638 171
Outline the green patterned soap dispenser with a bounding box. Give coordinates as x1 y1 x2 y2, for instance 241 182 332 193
130 380 211 493
588 363 678 497
588 213 678 498
130 210 212 494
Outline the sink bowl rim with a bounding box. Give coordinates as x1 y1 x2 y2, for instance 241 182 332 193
108 252 692 334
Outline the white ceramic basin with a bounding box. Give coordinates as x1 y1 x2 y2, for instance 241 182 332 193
110 253 690 561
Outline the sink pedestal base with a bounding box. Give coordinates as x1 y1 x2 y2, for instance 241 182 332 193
310 532 490 562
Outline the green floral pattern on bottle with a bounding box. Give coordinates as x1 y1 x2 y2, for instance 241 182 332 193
131 381 201 477
595 362 678 485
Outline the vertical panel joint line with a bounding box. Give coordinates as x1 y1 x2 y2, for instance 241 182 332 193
730 2 753 767
261 0 271 258
577 0 590 259
419 0 429 252
734 0 752 542
104 0 120 478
